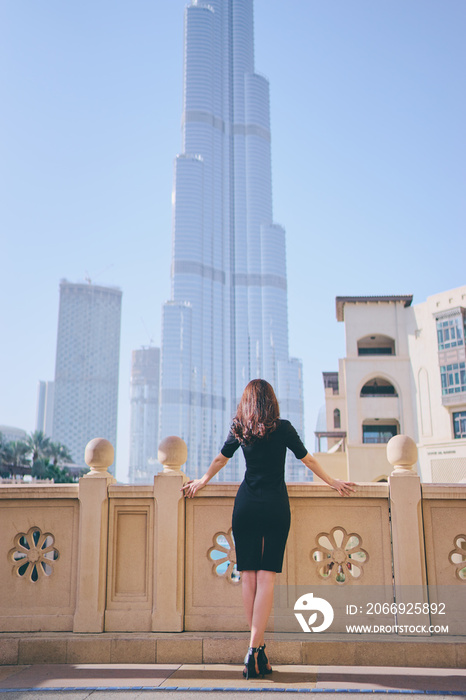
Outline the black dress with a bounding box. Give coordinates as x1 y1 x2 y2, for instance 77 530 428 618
220 419 307 573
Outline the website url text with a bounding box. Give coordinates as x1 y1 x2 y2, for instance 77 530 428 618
346 624 448 634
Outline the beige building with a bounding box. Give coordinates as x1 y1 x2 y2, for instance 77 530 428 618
317 287 466 483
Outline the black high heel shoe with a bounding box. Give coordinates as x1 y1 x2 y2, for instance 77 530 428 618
243 646 262 679
258 643 272 674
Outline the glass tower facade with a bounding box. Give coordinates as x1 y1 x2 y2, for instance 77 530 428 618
129 347 160 483
52 280 122 467
160 0 304 480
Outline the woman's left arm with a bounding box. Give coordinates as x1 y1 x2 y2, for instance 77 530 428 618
181 453 230 498
301 453 355 496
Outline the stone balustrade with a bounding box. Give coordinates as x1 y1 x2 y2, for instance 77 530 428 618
0 435 465 638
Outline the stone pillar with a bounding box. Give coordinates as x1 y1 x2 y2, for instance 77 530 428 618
388 435 428 634
151 436 188 631
73 438 115 633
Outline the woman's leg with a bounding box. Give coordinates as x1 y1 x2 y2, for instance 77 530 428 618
241 570 257 629
249 570 275 670
241 570 259 674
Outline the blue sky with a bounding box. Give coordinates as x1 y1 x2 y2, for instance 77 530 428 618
1 0 465 480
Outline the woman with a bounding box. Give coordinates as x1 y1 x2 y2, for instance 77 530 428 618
182 379 355 679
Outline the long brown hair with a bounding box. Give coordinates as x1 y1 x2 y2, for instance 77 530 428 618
231 379 280 444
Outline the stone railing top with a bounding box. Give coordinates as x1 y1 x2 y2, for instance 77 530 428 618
421 483 466 499
84 438 116 483
387 434 418 476
189 481 389 498
0 484 79 498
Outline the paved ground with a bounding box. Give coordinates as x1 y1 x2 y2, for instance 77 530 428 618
0 663 465 698
1 695 463 700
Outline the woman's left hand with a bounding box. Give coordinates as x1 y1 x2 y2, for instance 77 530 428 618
331 479 356 496
181 478 205 498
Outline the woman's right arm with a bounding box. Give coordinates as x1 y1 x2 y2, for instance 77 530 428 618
181 453 230 498
301 453 355 496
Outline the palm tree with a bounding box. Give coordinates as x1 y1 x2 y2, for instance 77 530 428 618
0 432 11 475
0 432 6 462
47 441 73 467
1 432 76 482
25 431 51 464
2 441 30 469
46 463 74 483
31 457 51 480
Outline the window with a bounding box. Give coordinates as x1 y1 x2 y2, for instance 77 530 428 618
437 315 465 351
358 335 395 356
360 378 398 397
362 423 398 444
333 409 341 429
440 363 466 395
453 411 466 439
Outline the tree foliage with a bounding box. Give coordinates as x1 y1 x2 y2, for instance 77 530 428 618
1 441 30 468
25 431 51 463
0 431 78 482
47 441 73 467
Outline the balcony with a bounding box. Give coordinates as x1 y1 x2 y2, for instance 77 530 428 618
442 391 466 407
1 436 465 667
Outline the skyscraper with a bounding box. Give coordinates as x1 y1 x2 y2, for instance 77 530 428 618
52 280 122 466
128 346 160 483
35 380 55 437
159 0 304 480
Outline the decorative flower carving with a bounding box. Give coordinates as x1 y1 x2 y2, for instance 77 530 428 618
310 526 368 584
207 528 240 584
8 527 59 582
448 535 466 581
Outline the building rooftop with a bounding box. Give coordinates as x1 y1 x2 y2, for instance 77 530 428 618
322 371 339 393
336 295 413 321
0 425 27 440
59 278 122 295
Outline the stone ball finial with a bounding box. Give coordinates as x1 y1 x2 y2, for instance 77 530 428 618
387 435 418 476
84 438 116 482
158 436 188 476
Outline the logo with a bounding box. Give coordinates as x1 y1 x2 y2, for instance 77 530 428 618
294 592 334 633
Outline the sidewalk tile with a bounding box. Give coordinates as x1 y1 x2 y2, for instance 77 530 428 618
315 666 466 693
162 664 318 690
0 663 179 689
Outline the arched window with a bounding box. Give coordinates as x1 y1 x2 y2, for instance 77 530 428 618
360 378 398 397
333 408 341 429
358 334 395 356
